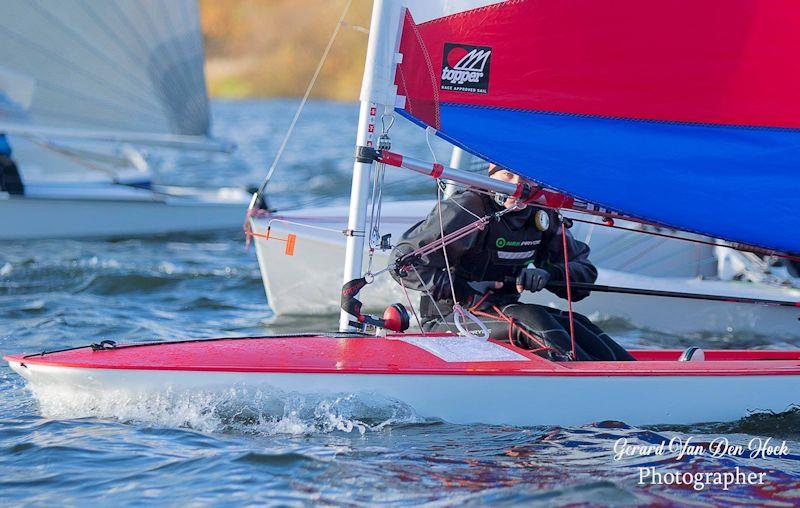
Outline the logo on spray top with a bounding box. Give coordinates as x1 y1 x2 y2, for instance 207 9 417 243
495 237 540 249
440 43 491 94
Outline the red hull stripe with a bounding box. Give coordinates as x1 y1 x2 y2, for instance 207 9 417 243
6 337 800 377
397 0 800 129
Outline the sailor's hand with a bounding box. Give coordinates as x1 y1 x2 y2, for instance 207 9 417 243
430 273 470 301
516 267 551 293
467 280 504 294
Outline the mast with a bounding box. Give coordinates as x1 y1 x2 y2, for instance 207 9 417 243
444 147 477 198
339 0 405 331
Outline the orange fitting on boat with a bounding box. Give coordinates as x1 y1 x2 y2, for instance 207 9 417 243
246 227 297 256
285 233 296 256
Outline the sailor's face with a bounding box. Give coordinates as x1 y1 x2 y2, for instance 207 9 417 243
490 169 529 209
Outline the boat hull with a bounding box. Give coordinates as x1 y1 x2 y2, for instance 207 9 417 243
0 183 249 239
10 362 800 427
8 335 800 426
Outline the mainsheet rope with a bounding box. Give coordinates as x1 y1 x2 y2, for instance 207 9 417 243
559 214 578 360
467 290 552 354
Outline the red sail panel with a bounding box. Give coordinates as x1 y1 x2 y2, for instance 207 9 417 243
397 0 800 129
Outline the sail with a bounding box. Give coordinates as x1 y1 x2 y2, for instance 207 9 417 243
393 0 800 254
0 0 210 138
402 0 503 23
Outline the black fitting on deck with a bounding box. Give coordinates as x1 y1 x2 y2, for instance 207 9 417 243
355 145 381 164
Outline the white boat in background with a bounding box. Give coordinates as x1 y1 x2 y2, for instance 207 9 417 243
0 0 250 239
251 148 800 338
251 200 800 338
1 179 250 240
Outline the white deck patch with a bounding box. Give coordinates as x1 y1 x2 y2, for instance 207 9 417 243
399 336 529 362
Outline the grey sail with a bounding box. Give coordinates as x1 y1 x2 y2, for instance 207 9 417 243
0 0 210 139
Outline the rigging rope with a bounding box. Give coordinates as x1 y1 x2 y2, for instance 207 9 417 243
436 182 459 305
251 0 353 205
244 0 354 248
467 297 552 354
566 214 800 265
559 214 578 360
367 165 385 272
398 277 425 333
410 264 454 333
365 114 394 275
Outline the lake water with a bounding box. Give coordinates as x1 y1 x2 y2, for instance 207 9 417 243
2 100 800 506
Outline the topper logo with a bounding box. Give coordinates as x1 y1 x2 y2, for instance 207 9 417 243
443 49 490 83
440 43 491 94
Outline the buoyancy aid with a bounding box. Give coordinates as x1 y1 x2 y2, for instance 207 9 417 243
420 193 559 317
455 194 558 284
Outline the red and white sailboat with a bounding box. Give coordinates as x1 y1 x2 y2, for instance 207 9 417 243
7 0 800 426
9 336 800 426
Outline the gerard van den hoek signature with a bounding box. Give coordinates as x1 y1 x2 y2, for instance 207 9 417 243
613 436 789 461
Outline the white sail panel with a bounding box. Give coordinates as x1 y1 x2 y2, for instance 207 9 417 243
403 0 505 23
0 0 209 136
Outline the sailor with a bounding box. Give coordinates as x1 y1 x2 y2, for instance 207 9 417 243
0 134 24 196
390 164 635 361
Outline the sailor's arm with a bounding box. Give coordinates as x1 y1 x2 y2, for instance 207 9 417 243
538 225 598 301
389 192 485 293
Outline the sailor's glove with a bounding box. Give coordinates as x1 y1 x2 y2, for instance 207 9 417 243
516 267 551 293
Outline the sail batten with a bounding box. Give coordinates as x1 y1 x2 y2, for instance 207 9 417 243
394 0 800 254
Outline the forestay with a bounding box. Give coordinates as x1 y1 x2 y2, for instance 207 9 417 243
393 0 800 255
0 0 209 139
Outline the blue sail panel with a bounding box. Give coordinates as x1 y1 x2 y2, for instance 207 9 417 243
394 0 800 254
398 104 800 254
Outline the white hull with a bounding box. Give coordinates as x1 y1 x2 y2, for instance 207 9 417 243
11 361 800 426
1 182 250 239
251 201 800 337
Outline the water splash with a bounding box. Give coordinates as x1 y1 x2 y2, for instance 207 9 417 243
26 382 425 436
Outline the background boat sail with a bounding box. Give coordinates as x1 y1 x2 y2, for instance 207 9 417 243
250 0 800 337
6 0 800 427
0 0 250 239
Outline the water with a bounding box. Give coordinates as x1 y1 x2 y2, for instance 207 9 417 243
2 100 800 506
